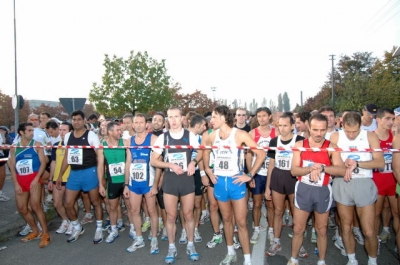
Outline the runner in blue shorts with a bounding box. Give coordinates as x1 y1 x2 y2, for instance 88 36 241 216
203 105 266 265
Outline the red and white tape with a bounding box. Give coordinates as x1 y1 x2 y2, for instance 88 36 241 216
0 145 399 152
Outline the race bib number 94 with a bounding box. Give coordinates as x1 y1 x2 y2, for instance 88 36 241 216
16 159 33 176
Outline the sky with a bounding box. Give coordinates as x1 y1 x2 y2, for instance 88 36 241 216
0 0 399 111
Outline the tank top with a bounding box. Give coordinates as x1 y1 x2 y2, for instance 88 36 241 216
129 133 154 186
213 128 243 176
15 140 40 178
337 130 373 179
298 139 332 186
163 129 192 178
67 130 97 170
252 127 276 176
274 135 297 171
374 130 393 174
55 141 71 182
103 139 126 183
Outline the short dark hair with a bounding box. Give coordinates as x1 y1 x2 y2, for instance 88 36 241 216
280 113 294 125
61 121 73 131
309 113 328 125
71 110 85 120
40 112 51 118
18 122 33 136
255 107 272 116
107 121 120 132
296 111 311 123
190 114 206 128
214 105 234 127
88 114 98 120
318 106 335 115
45 120 59 130
376 108 394 119
153 112 165 120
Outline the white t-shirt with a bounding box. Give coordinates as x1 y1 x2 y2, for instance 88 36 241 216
361 119 377 132
64 130 100 147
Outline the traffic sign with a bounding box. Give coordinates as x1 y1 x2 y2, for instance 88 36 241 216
59 98 86 115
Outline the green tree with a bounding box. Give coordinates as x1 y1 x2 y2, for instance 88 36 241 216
277 93 283 112
269 99 277 113
89 51 178 117
261 97 267 107
282 92 290 112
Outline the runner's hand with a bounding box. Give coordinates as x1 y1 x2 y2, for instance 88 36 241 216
264 187 272 201
47 181 53 191
170 163 184 175
99 184 106 197
232 173 252 186
123 186 130 199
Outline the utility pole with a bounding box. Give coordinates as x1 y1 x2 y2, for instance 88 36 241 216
211 87 216 102
14 0 19 129
329 55 335 108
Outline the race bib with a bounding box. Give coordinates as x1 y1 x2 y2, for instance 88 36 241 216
109 162 125 177
275 151 293 170
167 152 188 172
68 148 83 165
16 159 33 176
299 160 325 187
130 163 147 183
377 153 392 173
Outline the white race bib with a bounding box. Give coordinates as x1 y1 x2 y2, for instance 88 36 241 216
109 162 125 177
130 163 147 183
300 160 325 187
16 159 33 176
167 152 188 172
377 153 392 173
68 148 83 165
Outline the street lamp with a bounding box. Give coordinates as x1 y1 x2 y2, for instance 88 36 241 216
13 0 19 130
211 87 216 102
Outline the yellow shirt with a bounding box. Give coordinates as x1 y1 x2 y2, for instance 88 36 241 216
54 141 71 182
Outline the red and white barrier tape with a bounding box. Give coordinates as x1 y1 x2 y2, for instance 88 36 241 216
0 145 399 152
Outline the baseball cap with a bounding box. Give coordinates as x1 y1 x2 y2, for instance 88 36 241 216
0 126 9 132
364 104 378 115
394 106 400 117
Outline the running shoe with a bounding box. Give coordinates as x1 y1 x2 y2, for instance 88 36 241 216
328 216 336 229
102 219 111 231
81 213 95 225
67 226 85 243
334 236 347 256
165 247 177 264
161 228 168 241
233 235 241 249
141 220 151 232
266 242 282 256
186 244 200 261
117 222 126 232
346 260 358 265
56 220 70 234
21 232 42 242
129 227 137 240
311 228 317 243
158 221 165 232
19 224 32 236
126 237 145 252
65 222 73 235
194 228 202 243
207 233 223 248
268 230 274 245
199 212 210 225
353 229 365 245
287 259 299 265
93 228 103 244
39 233 50 248
179 229 188 244
298 245 308 258
378 229 391 243
0 193 10 202
150 237 159 254
105 230 119 243
219 253 237 265
250 230 260 245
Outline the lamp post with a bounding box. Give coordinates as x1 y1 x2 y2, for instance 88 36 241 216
13 0 19 130
211 87 216 102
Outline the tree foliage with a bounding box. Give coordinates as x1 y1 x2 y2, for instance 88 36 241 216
174 89 218 115
89 51 178 117
277 93 283 112
0 91 31 127
282 92 290 112
303 48 400 112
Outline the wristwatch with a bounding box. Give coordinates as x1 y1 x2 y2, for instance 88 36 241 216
191 158 198 166
320 165 325 173
247 172 254 180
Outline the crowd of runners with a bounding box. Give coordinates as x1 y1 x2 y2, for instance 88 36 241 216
1 103 400 265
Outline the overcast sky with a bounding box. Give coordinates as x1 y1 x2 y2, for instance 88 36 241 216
0 0 399 110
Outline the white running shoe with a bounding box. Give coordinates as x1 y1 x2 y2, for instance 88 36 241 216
56 220 69 234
